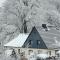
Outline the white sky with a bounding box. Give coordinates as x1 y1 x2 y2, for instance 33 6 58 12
0 0 6 7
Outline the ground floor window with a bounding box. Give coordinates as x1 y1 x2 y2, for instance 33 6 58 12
18 49 20 54
49 51 51 56
55 50 58 54
20 51 25 56
55 50 59 57
28 50 33 55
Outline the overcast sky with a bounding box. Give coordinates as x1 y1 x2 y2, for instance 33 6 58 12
0 0 6 7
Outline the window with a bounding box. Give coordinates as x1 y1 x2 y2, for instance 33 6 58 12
49 51 51 56
55 50 58 54
18 49 20 54
55 50 59 57
12 49 16 55
38 50 41 54
37 40 40 45
28 50 33 55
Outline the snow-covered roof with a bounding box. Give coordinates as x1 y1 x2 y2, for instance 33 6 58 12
4 33 29 47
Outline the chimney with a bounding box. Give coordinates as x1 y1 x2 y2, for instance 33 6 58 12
42 24 47 28
42 24 48 31
23 20 27 33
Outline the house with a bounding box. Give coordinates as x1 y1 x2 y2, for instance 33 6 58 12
4 24 60 58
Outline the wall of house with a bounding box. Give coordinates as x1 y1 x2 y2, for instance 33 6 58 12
14 48 55 58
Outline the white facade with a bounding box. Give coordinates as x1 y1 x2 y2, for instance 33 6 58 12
14 48 56 58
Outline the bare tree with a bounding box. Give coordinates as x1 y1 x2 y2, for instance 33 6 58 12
2 0 60 32
2 0 30 32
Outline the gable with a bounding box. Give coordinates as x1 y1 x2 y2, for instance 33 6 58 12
23 26 47 49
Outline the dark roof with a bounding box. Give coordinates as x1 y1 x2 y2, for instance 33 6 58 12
35 26 60 49
23 26 48 49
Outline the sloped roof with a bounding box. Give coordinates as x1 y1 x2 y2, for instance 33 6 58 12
4 26 60 49
4 34 29 47
36 26 60 49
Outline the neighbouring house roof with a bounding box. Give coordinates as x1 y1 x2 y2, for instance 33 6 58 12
36 26 60 49
4 34 29 47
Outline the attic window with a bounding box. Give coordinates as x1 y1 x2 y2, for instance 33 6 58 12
37 40 40 45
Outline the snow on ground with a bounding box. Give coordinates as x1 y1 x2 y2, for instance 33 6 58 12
0 50 20 60
0 50 60 60
5 50 12 57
